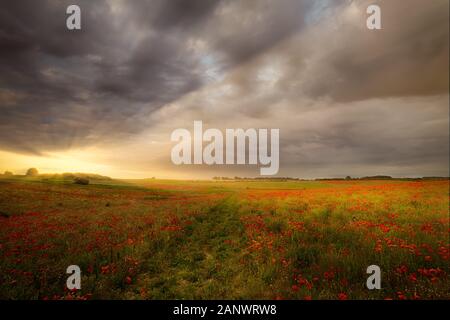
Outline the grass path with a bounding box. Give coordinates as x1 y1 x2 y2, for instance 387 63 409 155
134 196 250 299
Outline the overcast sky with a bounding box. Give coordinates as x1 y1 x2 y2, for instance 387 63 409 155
0 0 448 178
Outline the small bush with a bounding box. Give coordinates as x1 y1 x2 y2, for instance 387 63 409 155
74 177 90 185
26 168 39 176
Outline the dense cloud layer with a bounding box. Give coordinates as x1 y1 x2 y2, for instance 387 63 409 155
0 0 448 177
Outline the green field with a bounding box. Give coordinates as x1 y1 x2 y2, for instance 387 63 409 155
0 176 448 300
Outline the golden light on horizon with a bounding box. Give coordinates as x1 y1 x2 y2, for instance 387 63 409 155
0 148 190 180
0 149 112 176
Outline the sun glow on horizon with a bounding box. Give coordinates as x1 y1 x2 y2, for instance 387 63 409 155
0 147 209 180
0 149 150 179
0 149 105 174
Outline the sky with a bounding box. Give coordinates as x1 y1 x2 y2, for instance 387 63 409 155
0 0 448 179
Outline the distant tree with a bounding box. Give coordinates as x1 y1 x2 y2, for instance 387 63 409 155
3 171 13 176
345 176 352 180
26 168 39 176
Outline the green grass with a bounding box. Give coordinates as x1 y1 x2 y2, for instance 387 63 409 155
0 177 448 300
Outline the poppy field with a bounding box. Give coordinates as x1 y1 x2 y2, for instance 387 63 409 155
0 177 448 300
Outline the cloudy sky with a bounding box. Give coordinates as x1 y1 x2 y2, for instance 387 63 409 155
0 0 448 178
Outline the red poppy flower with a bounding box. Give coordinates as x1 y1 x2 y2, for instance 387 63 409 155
338 293 348 300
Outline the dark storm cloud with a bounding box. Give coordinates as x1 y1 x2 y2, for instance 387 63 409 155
204 0 315 67
0 0 323 155
302 0 449 102
0 0 448 178
0 0 123 153
277 97 449 175
0 0 220 154
132 0 222 31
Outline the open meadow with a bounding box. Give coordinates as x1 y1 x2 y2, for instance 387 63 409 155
0 177 448 300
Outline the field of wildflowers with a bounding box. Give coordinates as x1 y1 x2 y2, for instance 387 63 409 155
0 177 448 300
